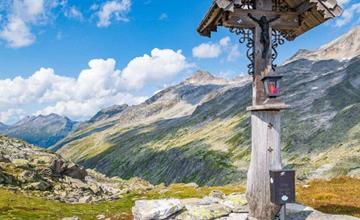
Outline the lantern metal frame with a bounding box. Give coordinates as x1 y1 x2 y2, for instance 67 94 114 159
261 75 283 98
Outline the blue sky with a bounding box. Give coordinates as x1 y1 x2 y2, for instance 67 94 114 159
0 0 359 124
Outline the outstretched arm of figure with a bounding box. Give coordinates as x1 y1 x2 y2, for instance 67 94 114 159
248 13 260 23
269 15 281 23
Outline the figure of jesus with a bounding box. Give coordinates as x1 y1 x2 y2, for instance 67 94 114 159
248 13 281 59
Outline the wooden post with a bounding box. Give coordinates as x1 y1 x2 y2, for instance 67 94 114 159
246 0 283 219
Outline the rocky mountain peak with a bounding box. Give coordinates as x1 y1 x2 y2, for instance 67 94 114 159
286 26 360 63
89 104 129 123
184 70 227 85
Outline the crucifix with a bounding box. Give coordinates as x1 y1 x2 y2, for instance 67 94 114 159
198 0 342 219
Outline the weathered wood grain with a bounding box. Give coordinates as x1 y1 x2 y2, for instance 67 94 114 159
247 110 283 220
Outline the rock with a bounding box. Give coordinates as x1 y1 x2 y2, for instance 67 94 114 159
199 196 223 205
209 190 226 199
180 198 202 206
221 193 248 212
25 181 51 191
12 159 30 169
89 183 101 194
62 217 80 220
50 159 65 174
132 199 184 220
182 204 231 220
64 176 88 189
184 183 199 188
63 162 87 180
34 155 54 165
96 214 106 220
78 195 93 203
216 213 248 220
286 203 360 220
18 170 35 183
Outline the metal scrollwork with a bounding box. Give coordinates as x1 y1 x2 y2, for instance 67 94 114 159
235 0 256 9
272 30 286 71
272 0 289 12
230 28 255 75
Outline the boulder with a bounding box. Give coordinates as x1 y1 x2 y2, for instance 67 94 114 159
63 162 87 180
12 159 30 169
61 217 80 220
25 181 51 191
18 170 36 183
182 204 231 220
209 190 226 199
132 199 184 220
50 159 65 174
96 214 106 220
221 193 248 212
79 195 93 203
216 213 248 220
89 182 101 194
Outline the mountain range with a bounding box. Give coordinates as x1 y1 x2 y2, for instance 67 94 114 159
0 114 77 148
2 26 360 186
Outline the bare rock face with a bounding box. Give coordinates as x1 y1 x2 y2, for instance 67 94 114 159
0 135 154 204
132 199 184 220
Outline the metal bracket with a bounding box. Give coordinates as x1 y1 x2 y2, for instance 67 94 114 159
272 30 286 71
230 28 255 75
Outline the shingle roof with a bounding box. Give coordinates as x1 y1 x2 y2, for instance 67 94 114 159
197 0 343 41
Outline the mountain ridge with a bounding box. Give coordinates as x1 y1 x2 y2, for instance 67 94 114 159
285 26 360 64
55 27 360 186
0 113 78 148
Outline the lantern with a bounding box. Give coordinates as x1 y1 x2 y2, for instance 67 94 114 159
262 75 283 98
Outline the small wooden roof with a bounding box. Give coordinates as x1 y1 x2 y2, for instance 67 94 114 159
198 0 343 41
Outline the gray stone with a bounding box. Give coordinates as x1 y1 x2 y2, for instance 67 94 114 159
61 217 80 220
12 159 30 169
63 162 87 180
221 193 248 212
96 214 106 220
78 195 93 203
25 181 51 191
183 204 231 220
132 199 184 220
209 190 226 199
216 213 248 220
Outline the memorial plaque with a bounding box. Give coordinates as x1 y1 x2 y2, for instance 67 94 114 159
270 170 295 205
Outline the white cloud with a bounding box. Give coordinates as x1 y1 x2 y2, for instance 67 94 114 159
335 3 360 27
0 48 190 122
219 36 230 47
121 48 191 90
64 6 83 21
96 0 131 27
0 0 61 48
0 108 26 125
192 37 241 61
192 43 222 58
0 16 35 48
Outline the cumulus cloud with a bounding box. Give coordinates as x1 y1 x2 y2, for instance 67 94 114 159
335 3 360 27
192 37 241 61
0 48 191 123
96 0 131 27
192 42 222 58
0 109 26 125
121 48 191 90
0 0 59 48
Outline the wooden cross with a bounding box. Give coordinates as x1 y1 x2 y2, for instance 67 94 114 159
197 1 342 219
